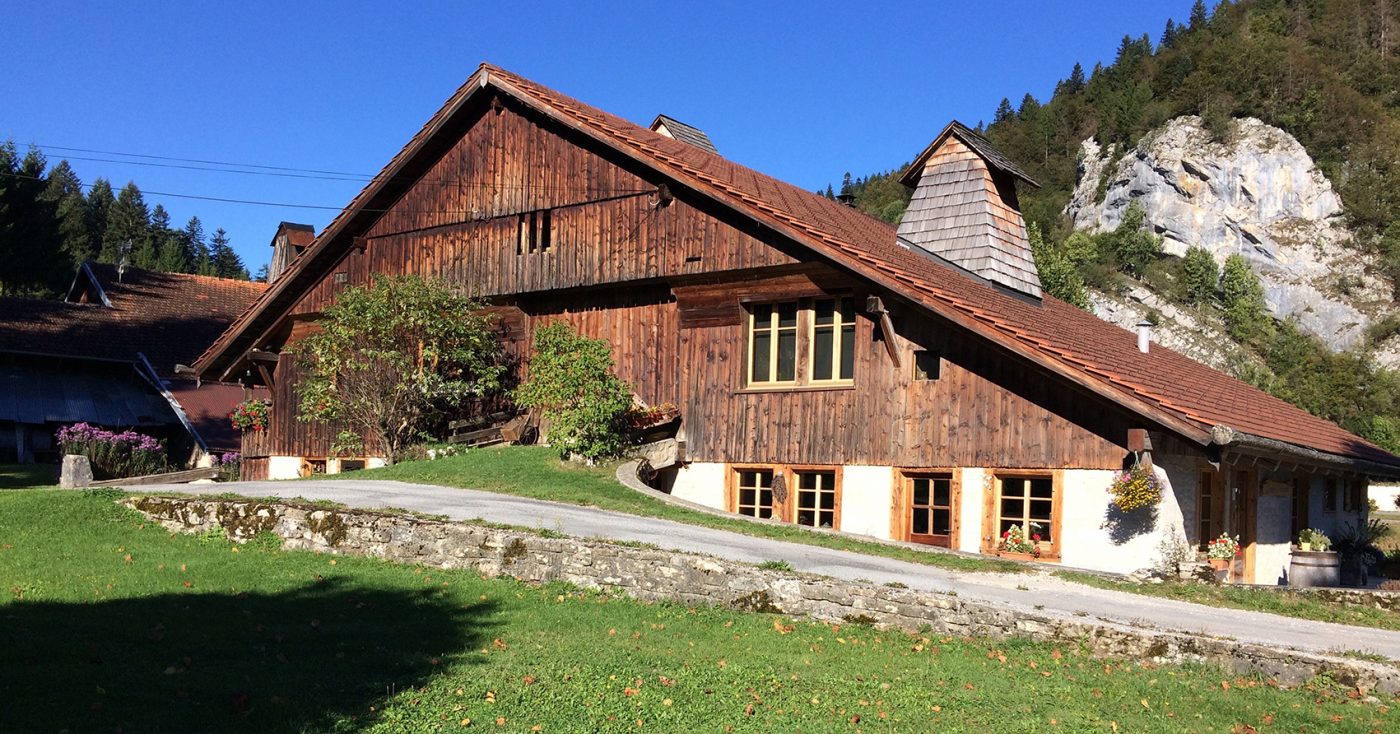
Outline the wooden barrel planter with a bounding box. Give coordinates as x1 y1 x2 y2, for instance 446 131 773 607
1289 550 1340 588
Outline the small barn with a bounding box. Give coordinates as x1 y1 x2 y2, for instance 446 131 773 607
193 64 1400 582
0 262 267 464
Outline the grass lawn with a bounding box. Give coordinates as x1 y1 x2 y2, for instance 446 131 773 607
0 463 57 489
1056 570 1400 633
3 490 1395 733
326 446 1021 574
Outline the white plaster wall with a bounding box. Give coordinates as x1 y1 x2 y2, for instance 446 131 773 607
670 462 726 509
840 466 894 540
267 456 302 480
1255 489 1294 586
1058 462 1189 575
956 468 986 553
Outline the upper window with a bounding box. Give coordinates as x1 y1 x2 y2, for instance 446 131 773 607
912 349 941 381
517 210 552 254
747 298 855 387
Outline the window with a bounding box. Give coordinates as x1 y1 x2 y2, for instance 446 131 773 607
749 302 799 384
997 475 1055 552
906 473 955 546
810 298 855 382
747 298 856 387
517 210 552 254
735 469 775 519
1343 480 1364 513
795 470 838 528
913 349 941 381
1290 477 1309 542
1323 478 1338 514
1198 470 1215 549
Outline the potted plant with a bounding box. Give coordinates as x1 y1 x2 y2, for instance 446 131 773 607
229 398 271 432
997 523 1042 560
1297 528 1330 552
1206 533 1239 573
1107 462 1163 512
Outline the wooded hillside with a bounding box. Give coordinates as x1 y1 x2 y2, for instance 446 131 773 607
0 142 250 297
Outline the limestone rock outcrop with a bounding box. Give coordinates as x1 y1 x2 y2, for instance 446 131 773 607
1066 116 1389 351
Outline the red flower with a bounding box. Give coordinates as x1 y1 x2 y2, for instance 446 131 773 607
1032 534 1041 541
1002 530 1009 538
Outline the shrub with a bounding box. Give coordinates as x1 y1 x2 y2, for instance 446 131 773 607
515 322 635 461
56 423 166 479
1029 222 1091 309
294 275 505 464
1220 253 1271 342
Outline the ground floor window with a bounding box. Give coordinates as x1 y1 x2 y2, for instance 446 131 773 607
899 471 957 547
1198 469 1224 550
993 474 1057 556
728 465 840 530
794 469 838 528
735 468 775 519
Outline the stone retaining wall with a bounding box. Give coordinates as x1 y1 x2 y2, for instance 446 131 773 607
124 495 1400 695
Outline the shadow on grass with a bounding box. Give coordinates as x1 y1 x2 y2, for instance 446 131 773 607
2 577 497 733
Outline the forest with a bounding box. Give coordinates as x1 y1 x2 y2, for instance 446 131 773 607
826 0 1400 452
0 141 250 298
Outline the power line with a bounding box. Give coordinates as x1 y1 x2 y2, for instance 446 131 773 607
21 141 652 193
0 169 656 216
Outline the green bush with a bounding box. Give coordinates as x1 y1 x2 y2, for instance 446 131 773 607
515 322 635 462
1180 246 1220 305
1220 254 1271 343
1028 222 1090 309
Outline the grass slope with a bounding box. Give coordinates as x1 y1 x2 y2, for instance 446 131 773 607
3 490 1395 733
330 446 1020 574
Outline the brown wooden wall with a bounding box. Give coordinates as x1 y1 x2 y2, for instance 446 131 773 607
263 95 1135 469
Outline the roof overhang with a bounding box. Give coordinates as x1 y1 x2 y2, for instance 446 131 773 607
898 120 1041 188
1211 425 1400 481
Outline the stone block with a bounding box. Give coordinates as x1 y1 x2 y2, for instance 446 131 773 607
59 454 93 488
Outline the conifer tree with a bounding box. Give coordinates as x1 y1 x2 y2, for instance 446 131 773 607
1067 62 1087 93
181 216 209 274
103 182 150 263
1017 93 1040 119
1180 246 1220 304
85 178 114 258
1189 0 1209 30
209 227 249 280
149 204 190 273
994 97 1016 124
1161 19 1178 48
1221 253 1270 342
43 160 93 265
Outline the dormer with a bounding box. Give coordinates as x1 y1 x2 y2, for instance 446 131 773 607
267 222 316 283
895 122 1042 298
649 115 719 155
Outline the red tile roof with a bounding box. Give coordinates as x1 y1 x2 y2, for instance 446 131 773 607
0 264 266 378
194 63 1400 473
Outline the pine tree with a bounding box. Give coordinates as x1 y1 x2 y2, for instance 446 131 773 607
1180 246 1220 304
209 227 249 280
994 97 1016 124
824 184 835 199
1017 93 1041 120
1189 0 1209 30
149 204 190 273
1067 62 1087 93
103 182 150 263
1161 19 1178 48
1221 253 1270 342
43 160 93 265
85 178 115 259
0 145 70 295
1028 222 1090 309
181 216 209 274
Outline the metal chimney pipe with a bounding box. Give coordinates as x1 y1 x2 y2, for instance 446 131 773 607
1136 320 1153 354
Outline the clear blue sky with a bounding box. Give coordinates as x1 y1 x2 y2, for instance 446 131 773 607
3 1 1191 272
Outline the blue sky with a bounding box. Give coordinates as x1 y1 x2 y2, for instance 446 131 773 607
3 1 1190 272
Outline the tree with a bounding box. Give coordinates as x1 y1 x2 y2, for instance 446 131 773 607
1221 253 1270 342
994 97 1016 124
1189 0 1209 30
44 161 93 265
181 216 210 274
1180 246 1220 304
208 227 248 279
85 178 114 259
1066 62 1087 93
294 274 505 464
150 205 191 273
1162 19 1178 48
1102 201 1163 276
1017 93 1041 120
103 182 150 262
1028 222 1091 309
515 321 635 461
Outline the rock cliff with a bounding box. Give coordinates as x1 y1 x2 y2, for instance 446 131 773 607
1065 116 1390 352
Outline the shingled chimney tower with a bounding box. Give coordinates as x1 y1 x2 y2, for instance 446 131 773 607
895 122 1043 299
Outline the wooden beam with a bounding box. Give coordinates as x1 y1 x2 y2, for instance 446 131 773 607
247 350 280 364
255 362 275 388
865 295 901 369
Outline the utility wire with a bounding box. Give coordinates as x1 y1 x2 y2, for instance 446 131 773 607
0 169 655 215
22 142 652 193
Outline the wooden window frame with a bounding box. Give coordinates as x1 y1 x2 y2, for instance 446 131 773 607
1343 479 1364 513
728 465 778 520
746 301 800 387
1197 468 1225 550
725 464 842 531
892 469 960 547
983 471 1062 560
742 298 857 391
1290 476 1310 543
790 466 842 530
911 349 941 381
1323 477 1338 514
807 296 856 386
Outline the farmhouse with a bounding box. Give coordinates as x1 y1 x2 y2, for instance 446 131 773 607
0 262 265 464
193 64 1400 582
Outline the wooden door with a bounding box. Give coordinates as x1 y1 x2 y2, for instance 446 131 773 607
900 472 957 547
1230 469 1257 583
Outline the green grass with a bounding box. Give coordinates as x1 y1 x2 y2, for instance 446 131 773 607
0 462 57 489
323 446 1021 574
3 490 1395 733
1056 571 1400 632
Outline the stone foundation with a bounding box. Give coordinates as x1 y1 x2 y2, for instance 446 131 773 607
123 495 1400 695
